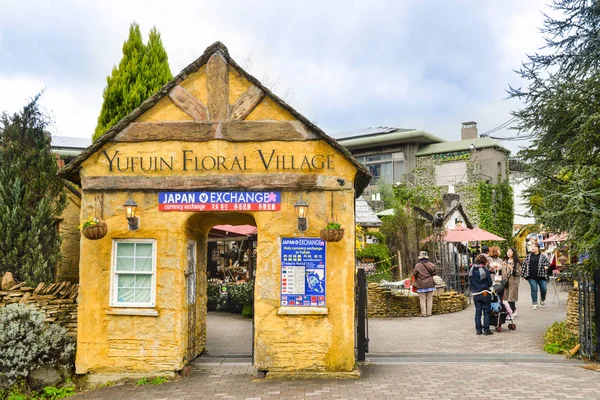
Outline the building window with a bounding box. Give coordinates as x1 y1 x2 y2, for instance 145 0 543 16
111 239 156 307
356 153 396 185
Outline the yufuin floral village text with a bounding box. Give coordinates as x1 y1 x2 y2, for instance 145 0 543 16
102 149 335 172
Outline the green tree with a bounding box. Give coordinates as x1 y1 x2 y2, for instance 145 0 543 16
380 184 441 278
509 0 600 267
0 95 67 283
93 23 173 141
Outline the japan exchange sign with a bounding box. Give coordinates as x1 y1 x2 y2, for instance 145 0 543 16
280 238 326 307
158 191 281 212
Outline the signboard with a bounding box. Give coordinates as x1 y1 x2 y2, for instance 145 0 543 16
158 191 281 212
359 258 376 276
280 238 326 307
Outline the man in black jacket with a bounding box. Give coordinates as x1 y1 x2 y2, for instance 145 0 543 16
470 254 493 335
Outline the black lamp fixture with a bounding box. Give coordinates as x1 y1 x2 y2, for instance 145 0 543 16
294 199 309 232
124 195 139 231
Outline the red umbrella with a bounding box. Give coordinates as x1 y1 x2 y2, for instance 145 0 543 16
424 226 505 242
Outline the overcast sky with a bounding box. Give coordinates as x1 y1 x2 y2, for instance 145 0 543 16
0 0 548 155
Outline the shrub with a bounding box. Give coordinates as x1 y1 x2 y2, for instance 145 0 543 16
207 283 220 311
228 282 254 307
544 321 578 355
0 304 75 386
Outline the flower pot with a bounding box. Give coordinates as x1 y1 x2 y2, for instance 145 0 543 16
320 228 345 242
82 221 108 240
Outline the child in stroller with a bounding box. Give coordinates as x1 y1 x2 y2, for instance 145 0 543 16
489 281 517 332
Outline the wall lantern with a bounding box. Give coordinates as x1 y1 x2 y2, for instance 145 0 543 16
294 199 309 232
123 196 139 231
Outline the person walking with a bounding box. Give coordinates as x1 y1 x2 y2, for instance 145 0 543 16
501 248 521 316
412 251 436 317
469 254 493 335
522 241 551 310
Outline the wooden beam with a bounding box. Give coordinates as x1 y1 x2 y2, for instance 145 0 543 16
82 174 347 191
221 121 318 141
228 85 265 121
206 53 229 120
111 121 320 142
113 122 216 142
168 85 208 121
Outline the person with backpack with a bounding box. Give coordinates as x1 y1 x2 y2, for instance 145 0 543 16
412 251 436 317
470 254 494 335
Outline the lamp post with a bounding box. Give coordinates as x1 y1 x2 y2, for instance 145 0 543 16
294 199 309 232
124 196 139 231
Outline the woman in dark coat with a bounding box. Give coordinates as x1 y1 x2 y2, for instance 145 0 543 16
501 248 521 316
469 254 493 335
412 251 436 317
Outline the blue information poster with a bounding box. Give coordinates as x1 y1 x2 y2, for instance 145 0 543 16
280 238 326 307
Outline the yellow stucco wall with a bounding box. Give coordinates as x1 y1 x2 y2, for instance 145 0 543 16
75 57 359 376
57 188 81 283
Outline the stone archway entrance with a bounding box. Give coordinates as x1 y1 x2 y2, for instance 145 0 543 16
184 213 257 361
59 42 370 381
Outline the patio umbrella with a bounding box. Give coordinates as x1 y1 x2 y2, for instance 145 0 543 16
424 226 506 242
543 232 568 243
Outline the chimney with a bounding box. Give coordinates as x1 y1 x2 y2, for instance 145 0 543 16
461 121 478 140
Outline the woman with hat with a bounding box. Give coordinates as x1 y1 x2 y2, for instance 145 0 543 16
412 251 437 317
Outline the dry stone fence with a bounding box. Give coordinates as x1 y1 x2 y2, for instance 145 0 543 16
367 282 468 317
566 287 594 336
1 272 78 337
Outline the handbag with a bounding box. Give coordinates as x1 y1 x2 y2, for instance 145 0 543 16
410 274 418 293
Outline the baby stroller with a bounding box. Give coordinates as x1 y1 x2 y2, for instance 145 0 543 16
489 281 516 332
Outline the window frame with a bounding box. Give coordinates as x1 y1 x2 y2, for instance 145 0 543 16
110 239 157 308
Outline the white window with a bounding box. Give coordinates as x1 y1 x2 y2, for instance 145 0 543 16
111 239 157 307
366 235 379 244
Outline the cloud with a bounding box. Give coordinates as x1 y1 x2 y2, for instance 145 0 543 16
0 0 548 149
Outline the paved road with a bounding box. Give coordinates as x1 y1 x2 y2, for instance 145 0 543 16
367 279 569 358
74 361 600 400
205 312 253 356
74 280 586 399
203 279 570 359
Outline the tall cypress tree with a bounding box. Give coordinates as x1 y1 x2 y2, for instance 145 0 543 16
93 23 173 141
0 95 67 284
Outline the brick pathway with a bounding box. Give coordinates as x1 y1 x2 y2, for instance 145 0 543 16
74 361 600 399
73 281 585 399
367 280 569 357
205 312 253 356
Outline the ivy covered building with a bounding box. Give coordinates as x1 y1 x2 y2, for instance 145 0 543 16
336 122 513 242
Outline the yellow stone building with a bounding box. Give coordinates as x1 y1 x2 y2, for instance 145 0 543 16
60 42 369 380
56 182 82 283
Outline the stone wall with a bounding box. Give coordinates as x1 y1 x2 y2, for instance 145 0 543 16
566 288 594 335
368 283 468 317
0 275 78 337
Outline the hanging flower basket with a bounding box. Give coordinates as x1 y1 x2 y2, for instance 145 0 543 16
320 228 345 242
81 218 108 240
320 222 344 242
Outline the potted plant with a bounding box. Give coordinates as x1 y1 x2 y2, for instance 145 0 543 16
320 221 345 242
80 216 108 240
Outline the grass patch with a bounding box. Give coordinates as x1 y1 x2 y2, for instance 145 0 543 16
135 377 167 386
150 377 167 385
